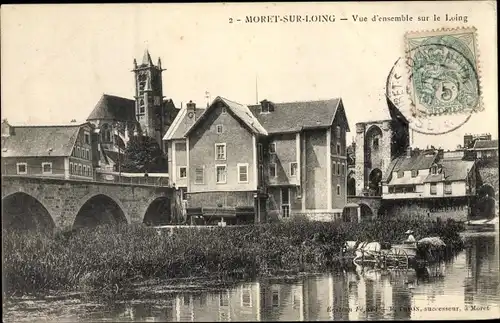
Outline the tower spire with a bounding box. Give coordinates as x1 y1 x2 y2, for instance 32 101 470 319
142 49 153 66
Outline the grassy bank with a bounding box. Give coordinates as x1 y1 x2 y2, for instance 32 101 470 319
3 218 464 296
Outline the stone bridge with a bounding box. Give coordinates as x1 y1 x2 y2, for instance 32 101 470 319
1 175 175 231
346 196 383 220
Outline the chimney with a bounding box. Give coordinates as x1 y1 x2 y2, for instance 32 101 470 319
186 100 197 122
406 146 412 158
437 149 444 160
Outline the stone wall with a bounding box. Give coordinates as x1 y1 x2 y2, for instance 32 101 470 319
385 203 468 221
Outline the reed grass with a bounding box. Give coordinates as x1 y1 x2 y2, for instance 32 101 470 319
2 217 464 296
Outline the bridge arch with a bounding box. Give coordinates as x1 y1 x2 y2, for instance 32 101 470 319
73 193 128 229
359 202 374 221
478 183 496 199
143 196 172 226
2 192 55 232
368 168 383 196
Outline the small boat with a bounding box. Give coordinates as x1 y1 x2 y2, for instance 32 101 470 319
466 217 498 232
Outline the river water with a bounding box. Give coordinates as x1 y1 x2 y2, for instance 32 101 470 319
3 233 499 322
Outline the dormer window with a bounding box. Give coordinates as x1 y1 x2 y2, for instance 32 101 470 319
260 100 274 113
261 102 269 113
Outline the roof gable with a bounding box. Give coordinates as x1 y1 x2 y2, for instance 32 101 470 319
163 106 206 141
87 94 136 122
248 98 346 134
184 96 268 137
1 123 91 157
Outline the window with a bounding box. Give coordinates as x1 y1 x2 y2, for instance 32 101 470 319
261 102 269 113
41 162 52 174
269 163 277 178
16 162 27 175
179 167 187 179
258 143 263 162
397 170 404 178
219 293 229 307
430 183 437 195
341 164 345 175
269 142 276 154
216 124 223 134
76 147 81 158
84 132 90 144
221 106 227 114
72 148 75 157
337 184 341 195
215 143 226 160
411 169 419 178
335 126 341 138
337 162 341 175
194 167 204 184
87 149 90 160
180 188 188 201
83 165 87 176
373 137 379 149
333 162 336 175
238 163 248 183
216 165 227 184
241 288 252 307
336 143 341 155
444 182 452 194
259 165 264 184
70 162 73 174
272 290 280 307
290 162 298 177
154 96 161 106
431 165 438 175
281 188 290 218
78 164 82 176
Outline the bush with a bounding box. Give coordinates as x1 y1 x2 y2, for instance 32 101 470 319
2 218 464 296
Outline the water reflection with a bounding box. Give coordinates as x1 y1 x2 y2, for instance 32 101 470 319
3 235 499 322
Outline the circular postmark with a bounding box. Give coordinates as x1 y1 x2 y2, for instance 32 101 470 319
386 43 480 135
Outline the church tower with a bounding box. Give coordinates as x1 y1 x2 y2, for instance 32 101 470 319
132 49 165 141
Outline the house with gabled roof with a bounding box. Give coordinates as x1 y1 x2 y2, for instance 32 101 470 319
1 120 97 180
381 146 478 221
164 96 350 224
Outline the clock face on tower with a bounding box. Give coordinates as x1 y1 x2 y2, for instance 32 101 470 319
187 112 194 119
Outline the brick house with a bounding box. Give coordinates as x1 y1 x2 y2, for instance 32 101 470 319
164 96 350 223
1 120 98 180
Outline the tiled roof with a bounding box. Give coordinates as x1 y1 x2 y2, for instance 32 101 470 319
424 160 475 183
163 106 206 141
184 97 268 137
1 123 86 157
87 94 136 122
472 139 498 150
391 150 438 172
219 97 268 135
248 98 348 134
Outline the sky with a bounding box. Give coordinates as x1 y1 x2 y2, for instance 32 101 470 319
1 2 497 150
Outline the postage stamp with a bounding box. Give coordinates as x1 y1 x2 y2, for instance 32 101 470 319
404 27 482 117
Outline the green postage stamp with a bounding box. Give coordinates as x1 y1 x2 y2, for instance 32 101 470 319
405 27 482 117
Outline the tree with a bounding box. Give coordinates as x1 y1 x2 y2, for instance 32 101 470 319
122 136 168 173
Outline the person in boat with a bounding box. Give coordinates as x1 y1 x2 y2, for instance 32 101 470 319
404 230 417 247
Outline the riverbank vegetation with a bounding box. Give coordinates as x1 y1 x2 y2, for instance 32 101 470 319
3 218 465 297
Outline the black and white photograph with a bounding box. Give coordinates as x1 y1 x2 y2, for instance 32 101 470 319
1 2 498 321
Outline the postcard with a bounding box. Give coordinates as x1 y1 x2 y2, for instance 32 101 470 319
1 2 498 322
